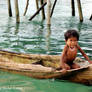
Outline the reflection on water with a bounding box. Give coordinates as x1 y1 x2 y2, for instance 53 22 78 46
46 25 51 54
15 23 20 35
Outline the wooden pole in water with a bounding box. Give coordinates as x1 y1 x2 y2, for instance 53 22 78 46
8 0 12 17
15 0 20 23
40 0 45 19
35 0 39 10
77 0 83 22
47 0 51 26
89 14 92 20
50 0 57 17
71 0 75 16
23 0 29 16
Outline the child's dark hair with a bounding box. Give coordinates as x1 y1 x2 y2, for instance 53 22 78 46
64 30 79 41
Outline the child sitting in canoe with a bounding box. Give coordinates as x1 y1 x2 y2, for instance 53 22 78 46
60 29 92 71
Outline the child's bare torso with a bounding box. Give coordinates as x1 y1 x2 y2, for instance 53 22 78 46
65 45 77 63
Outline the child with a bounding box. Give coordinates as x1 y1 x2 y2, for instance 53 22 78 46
60 29 92 71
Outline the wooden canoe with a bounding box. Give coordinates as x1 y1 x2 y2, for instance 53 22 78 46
0 50 92 85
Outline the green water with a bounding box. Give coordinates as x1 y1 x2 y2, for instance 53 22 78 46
0 71 92 92
0 0 92 92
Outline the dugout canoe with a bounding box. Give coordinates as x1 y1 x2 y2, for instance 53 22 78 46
0 50 92 85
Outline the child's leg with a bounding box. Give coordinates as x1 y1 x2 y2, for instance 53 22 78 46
57 64 70 70
71 63 80 69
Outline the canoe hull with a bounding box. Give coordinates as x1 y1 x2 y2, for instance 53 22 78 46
0 50 92 85
0 61 62 79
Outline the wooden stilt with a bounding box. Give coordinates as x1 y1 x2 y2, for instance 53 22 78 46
29 2 47 21
89 14 92 20
50 0 57 17
8 0 12 17
40 0 45 19
35 0 39 10
71 0 75 16
23 0 29 16
47 0 51 26
15 0 20 23
77 0 83 22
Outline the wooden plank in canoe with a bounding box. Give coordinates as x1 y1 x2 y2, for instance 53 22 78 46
0 61 89 79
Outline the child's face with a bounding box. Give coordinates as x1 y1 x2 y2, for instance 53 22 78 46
65 37 78 48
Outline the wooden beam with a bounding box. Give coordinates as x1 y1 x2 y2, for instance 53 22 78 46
23 0 29 16
50 0 57 17
77 0 83 22
8 0 12 17
35 0 39 10
89 14 92 20
15 0 20 23
47 0 51 26
29 2 47 21
40 0 45 19
71 0 75 16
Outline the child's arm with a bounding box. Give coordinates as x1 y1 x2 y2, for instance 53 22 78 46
60 45 69 69
76 44 92 64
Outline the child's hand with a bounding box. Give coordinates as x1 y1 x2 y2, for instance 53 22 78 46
64 64 70 70
60 69 67 74
88 61 92 64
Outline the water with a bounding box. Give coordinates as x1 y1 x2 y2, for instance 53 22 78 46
0 0 92 92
